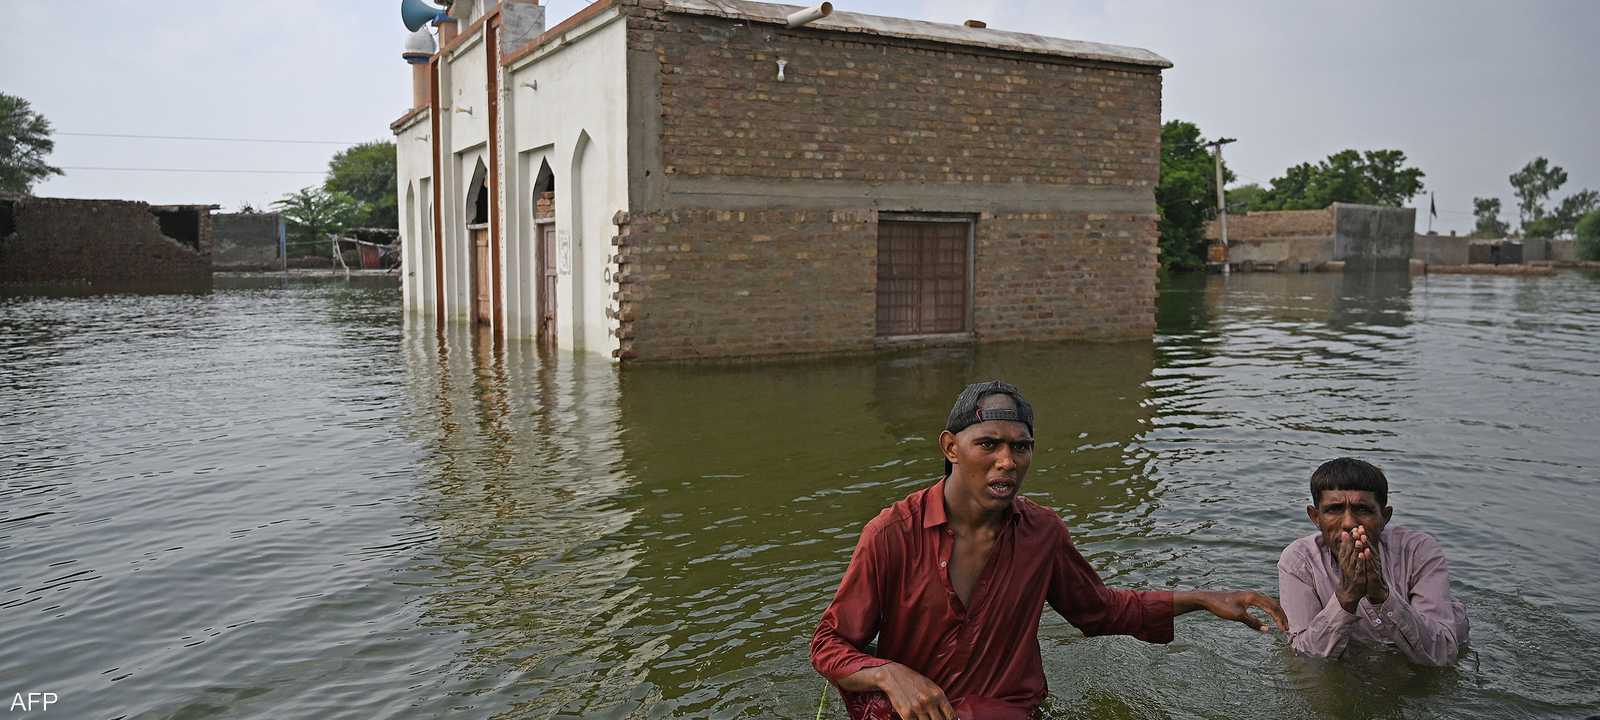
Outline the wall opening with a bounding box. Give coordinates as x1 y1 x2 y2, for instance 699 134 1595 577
0 199 15 239
466 159 490 227
152 207 201 251
876 217 973 337
531 157 557 347
465 158 492 326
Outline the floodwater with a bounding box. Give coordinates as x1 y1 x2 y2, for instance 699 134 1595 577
2 271 1597 720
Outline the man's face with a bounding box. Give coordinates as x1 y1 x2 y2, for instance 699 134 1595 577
941 396 1034 512
1307 489 1392 548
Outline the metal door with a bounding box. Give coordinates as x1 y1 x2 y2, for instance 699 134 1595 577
876 220 969 336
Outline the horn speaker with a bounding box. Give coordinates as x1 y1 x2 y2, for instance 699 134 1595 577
402 0 450 32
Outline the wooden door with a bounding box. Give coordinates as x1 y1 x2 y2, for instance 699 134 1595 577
876 221 969 336
537 223 557 347
471 226 491 325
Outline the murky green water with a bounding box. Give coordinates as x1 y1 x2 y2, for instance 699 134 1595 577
3 271 1597 719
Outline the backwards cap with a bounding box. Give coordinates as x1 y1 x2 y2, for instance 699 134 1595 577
942 380 1035 476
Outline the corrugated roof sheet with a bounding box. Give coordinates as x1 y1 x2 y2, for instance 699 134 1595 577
661 0 1172 69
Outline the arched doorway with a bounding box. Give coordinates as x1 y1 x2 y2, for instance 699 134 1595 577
531 158 556 348
465 158 491 326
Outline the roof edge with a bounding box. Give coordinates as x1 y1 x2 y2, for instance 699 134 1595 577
660 0 1172 69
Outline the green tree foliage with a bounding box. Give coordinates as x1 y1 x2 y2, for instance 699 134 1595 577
273 186 363 256
1471 197 1510 238
323 140 397 229
1255 149 1425 210
1157 120 1232 271
1508 157 1567 231
1226 183 1268 213
1575 210 1600 261
0 93 63 195
1550 189 1599 238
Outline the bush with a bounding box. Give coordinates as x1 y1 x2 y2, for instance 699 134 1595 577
1577 210 1600 261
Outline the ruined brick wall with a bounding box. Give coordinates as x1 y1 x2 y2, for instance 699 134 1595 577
615 8 1164 360
0 197 213 290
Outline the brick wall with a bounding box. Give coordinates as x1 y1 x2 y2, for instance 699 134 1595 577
612 208 878 360
1206 209 1334 242
642 13 1162 188
613 7 1164 361
975 211 1159 340
0 197 212 290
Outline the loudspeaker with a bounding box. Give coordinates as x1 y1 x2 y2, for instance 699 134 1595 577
402 0 449 32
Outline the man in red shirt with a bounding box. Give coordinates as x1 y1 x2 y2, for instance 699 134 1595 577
811 381 1288 720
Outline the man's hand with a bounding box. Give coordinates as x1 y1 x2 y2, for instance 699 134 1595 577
839 662 958 720
1174 590 1289 635
1334 530 1368 613
1353 526 1389 605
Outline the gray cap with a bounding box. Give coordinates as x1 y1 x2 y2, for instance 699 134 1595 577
942 380 1034 476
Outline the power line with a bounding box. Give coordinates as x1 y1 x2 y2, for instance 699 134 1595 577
61 166 327 176
59 166 402 180
58 132 371 146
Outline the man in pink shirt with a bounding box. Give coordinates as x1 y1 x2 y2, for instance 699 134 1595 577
1278 458 1469 666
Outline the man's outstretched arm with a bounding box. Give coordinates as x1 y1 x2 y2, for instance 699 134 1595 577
1173 590 1289 634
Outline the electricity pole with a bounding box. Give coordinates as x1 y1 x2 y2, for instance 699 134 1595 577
1206 137 1237 274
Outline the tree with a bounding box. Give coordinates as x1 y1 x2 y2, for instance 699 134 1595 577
0 93 63 195
1508 157 1567 231
1362 149 1428 207
1156 120 1233 271
1256 149 1425 210
1471 197 1510 238
273 186 363 256
1226 183 1268 213
324 141 397 229
1550 189 1599 238
1576 210 1600 261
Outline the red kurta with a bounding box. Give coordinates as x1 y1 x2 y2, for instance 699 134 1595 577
811 479 1174 718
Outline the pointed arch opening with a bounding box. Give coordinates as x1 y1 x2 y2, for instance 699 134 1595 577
465 157 491 326
531 157 557 348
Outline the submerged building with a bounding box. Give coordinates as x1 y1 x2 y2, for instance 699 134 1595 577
393 0 1171 361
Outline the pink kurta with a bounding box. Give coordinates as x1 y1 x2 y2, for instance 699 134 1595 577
1277 526 1469 666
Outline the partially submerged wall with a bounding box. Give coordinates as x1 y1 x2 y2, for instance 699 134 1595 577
0 197 213 291
1208 205 1415 271
1334 203 1415 271
213 212 282 270
1207 208 1335 270
1414 234 1470 266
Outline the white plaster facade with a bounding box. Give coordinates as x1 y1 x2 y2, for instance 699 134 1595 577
394 0 624 357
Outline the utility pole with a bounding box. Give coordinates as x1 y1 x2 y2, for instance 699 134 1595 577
1206 138 1237 274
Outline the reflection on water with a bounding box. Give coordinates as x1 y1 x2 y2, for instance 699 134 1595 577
2 272 1598 718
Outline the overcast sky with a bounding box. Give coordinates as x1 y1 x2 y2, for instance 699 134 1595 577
5 0 1595 234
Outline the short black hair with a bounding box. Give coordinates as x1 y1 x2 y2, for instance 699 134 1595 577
1310 457 1388 507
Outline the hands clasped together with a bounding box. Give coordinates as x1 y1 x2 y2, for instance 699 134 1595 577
1333 525 1389 613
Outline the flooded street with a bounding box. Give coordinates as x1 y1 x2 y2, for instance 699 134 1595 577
3 271 1598 719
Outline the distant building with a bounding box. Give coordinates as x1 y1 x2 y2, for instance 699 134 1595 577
393 0 1171 361
1206 203 1416 272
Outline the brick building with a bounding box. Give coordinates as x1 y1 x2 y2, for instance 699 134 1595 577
392 0 1170 361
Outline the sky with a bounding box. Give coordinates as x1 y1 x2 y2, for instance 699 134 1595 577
5 0 1596 235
